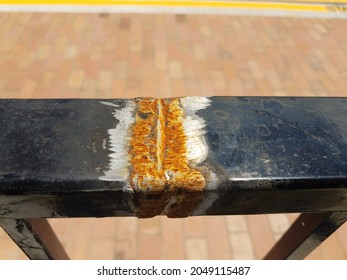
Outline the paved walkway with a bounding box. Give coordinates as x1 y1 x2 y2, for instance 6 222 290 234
0 12 346 259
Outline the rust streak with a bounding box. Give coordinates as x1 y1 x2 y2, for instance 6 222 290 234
129 98 205 218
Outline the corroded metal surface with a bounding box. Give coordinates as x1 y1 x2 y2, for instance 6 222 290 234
129 98 207 217
0 97 346 218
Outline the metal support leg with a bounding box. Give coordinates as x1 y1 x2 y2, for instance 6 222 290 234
0 218 69 260
264 212 347 260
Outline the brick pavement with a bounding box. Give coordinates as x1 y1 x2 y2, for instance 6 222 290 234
0 12 347 259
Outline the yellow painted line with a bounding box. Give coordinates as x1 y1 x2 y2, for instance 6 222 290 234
1 0 346 3
2 0 347 16
0 0 336 13
285 0 347 3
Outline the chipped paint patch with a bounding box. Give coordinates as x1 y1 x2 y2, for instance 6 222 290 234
101 97 211 218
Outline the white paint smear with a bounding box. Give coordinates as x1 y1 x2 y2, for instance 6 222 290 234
100 100 135 182
181 97 211 166
192 191 219 216
181 97 219 215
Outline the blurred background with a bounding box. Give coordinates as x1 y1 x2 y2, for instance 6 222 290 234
0 12 347 259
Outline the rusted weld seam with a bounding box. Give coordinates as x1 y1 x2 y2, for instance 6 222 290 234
130 98 206 218
156 99 165 174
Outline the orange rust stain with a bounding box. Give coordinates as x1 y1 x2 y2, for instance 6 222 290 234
130 98 164 192
129 98 205 217
162 99 205 192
